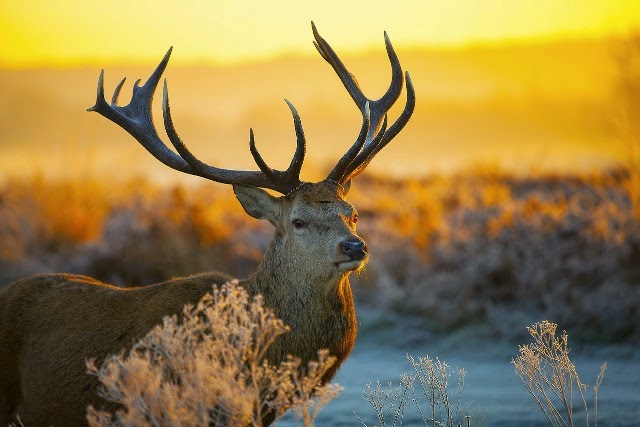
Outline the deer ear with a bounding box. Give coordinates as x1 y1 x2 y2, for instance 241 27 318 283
233 184 280 223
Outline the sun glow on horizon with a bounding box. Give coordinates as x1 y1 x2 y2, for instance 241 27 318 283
1 0 639 68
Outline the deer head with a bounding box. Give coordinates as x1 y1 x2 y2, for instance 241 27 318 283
87 22 414 283
236 180 364 278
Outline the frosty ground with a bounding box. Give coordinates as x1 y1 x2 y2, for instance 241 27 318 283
282 310 640 426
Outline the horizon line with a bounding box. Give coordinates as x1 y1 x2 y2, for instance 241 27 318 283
0 30 635 70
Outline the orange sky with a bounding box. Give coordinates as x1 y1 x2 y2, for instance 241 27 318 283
1 1 639 67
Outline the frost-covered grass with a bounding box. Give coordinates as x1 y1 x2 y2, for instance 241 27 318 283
513 321 607 427
356 354 468 427
352 170 640 342
1 168 638 342
355 321 610 427
86 282 340 427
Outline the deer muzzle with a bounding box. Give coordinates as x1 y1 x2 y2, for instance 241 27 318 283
340 238 368 261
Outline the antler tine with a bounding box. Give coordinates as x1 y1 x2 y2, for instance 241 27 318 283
283 99 307 182
312 22 403 141
315 22 414 185
370 72 416 155
89 48 306 195
162 83 305 193
249 128 278 182
343 72 416 182
245 100 306 189
342 114 389 181
312 22 367 109
160 80 263 186
326 102 371 182
88 47 193 173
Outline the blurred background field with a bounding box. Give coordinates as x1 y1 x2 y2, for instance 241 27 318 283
1 169 639 344
2 1 640 424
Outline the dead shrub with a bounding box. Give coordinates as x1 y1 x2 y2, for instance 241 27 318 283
86 281 341 427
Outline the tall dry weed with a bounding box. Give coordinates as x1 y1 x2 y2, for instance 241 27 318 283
512 321 607 427
357 354 470 427
86 281 340 427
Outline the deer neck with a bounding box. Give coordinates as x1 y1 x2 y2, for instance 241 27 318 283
250 240 354 317
246 237 357 369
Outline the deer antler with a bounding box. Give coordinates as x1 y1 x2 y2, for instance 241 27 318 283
88 48 306 195
89 24 413 194
313 22 415 184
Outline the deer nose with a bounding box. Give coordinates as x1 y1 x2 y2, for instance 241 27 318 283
341 238 368 261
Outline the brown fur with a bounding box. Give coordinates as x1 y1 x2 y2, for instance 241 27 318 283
0 181 363 426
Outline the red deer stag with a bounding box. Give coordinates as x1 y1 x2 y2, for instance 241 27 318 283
0 22 414 426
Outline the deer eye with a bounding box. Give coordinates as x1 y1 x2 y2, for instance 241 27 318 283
292 219 307 229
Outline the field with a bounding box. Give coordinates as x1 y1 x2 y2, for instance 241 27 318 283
2 169 638 343
1 168 639 425
2 33 640 425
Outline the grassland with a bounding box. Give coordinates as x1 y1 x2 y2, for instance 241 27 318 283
2 168 637 345
2 32 639 426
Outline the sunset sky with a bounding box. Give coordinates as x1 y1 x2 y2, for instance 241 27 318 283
1 0 639 67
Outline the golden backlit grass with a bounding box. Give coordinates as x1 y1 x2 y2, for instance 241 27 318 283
1 168 638 342
86 281 340 426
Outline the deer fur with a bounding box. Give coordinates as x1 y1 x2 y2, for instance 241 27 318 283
0 181 361 426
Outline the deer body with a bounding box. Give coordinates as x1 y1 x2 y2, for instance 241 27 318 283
0 23 414 426
0 272 233 425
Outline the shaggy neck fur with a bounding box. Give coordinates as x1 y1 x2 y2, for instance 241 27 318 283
247 228 357 380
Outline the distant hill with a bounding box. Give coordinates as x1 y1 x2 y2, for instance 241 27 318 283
0 36 630 183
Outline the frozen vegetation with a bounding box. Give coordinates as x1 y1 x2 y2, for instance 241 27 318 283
2 169 638 343
1 169 639 425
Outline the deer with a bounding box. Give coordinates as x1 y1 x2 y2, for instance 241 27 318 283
0 22 414 426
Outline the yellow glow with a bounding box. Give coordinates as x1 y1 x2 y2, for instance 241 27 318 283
1 0 639 67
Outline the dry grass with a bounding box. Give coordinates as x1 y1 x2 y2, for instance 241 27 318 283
1 168 638 343
353 170 639 341
512 321 607 427
356 354 469 427
0 177 264 286
86 281 341 426
358 321 608 427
